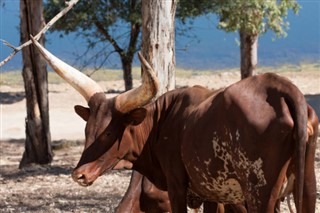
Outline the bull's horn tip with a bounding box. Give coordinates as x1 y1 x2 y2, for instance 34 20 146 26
138 52 147 64
138 52 153 72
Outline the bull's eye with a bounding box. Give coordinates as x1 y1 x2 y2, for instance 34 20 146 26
106 132 111 136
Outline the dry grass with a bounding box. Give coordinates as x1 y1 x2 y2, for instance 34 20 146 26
1 62 318 87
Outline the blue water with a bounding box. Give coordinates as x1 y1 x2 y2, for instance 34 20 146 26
0 0 319 71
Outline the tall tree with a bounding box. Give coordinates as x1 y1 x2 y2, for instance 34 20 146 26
20 0 53 168
215 0 300 78
141 0 176 94
44 0 141 91
176 0 300 79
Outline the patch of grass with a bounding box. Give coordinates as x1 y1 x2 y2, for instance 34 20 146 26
51 139 83 150
1 62 318 86
299 63 320 72
0 71 24 85
81 67 142 82
258 62 320 74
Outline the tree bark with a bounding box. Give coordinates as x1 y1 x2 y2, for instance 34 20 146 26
141 0 177 95
19 0 53 168
240 30 258 79
122 57 133 91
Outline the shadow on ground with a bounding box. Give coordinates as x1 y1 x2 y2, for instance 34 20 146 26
0 92 25 104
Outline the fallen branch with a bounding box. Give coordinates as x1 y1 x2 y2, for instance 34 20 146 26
0 0 80 67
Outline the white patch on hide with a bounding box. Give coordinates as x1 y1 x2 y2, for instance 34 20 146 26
209 131 266 205
236 130 240 141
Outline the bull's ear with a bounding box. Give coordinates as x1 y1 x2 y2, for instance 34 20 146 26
126 108 147 126
74 105 90 121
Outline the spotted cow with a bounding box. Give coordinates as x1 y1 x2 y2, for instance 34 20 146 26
32 37 316 213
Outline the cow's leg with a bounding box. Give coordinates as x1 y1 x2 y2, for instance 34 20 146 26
203 202 222 213
302 154 316 213
167 182 187 212
115 171 143 213
166 171 188 213
140 176 171 213
301 120 317 213
116 171 170 213
228 203 247 213
274 199 281 213
292 144 317 213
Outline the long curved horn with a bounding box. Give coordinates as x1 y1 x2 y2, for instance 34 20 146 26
30 35 104 102
115 52 159 113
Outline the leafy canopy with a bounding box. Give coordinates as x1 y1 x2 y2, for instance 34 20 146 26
215 0 300 36
44 0 141 34
44 0 142 68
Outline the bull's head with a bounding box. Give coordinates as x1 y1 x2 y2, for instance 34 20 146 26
31 37 159 186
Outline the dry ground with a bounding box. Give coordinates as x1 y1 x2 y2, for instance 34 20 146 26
0 68 319 212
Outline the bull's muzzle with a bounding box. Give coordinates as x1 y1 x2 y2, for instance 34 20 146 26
72 172 93 187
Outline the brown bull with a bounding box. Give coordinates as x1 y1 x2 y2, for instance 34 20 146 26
32 37 316 213
115 102 317 213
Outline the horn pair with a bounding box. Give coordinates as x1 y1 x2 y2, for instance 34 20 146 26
30 36 159 113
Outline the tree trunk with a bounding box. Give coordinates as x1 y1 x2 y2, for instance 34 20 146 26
19 0 53 168
121 14 141 91
122 58 133 91
239 30 258 79
141 0 177 95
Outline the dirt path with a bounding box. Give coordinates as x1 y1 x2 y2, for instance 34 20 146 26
0 139 131 212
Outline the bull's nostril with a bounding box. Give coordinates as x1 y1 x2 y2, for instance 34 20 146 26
72 172 84 182
77 174 84 179
72 173 92 187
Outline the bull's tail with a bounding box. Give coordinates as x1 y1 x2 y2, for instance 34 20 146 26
289 90 308 213
273 74 308 213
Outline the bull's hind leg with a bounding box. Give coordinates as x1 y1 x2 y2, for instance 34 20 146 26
296 106 318 213
301 149 316 213
297 138 317 213
300 108 318 213
203 202 221 213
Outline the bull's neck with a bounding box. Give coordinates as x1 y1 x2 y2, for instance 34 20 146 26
127 98 170 188
131 92 175 152
129 102 158 157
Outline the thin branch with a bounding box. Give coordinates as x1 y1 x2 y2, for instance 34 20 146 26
0 0 80 67
94 20 124 55
87 50 117 77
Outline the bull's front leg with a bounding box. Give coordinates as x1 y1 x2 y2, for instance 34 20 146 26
165 169 189 213
115 171 143 213
167 179 188 213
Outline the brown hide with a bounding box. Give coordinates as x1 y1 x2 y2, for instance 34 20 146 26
33 40 315 213
71 73 314 213
180 74 309 213
118 104 317 213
